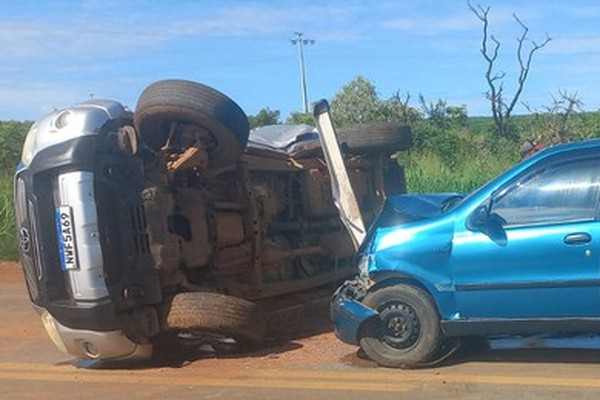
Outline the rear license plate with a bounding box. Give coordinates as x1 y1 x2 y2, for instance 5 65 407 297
55 206 78 270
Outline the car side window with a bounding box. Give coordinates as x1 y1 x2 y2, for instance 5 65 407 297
491 158 600 227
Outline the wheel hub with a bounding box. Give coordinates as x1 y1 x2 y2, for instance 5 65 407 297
379 303 420 348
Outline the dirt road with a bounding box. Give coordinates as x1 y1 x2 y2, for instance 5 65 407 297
2 261 600 400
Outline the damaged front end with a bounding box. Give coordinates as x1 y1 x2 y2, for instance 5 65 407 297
328 193 462 346
330 275 377 345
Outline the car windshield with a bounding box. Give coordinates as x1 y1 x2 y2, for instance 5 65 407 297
440 195 466 213
451 154 537 213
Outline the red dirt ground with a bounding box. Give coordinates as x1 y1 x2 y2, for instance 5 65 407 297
0 260 22 283
0 259 368 369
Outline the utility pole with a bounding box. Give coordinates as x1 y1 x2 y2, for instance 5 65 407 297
290 32 315 113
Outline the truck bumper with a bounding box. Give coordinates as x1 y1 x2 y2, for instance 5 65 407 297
38 308 152 361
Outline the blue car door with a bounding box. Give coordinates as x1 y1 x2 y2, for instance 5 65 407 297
451 157 600 319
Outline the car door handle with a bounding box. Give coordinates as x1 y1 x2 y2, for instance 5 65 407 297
563 233 592 245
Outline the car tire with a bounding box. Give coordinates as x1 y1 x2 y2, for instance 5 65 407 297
359 284 442 368
164 292 266 347
337 123 412 154
134 79 250 167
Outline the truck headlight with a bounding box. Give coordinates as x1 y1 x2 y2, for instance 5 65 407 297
20 109 86 167
21 123 39 167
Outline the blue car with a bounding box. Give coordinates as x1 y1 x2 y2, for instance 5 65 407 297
331 139 600 368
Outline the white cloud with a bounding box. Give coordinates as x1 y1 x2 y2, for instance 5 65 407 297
379 3 548 38
544 36 600 55
382 13 477 36
0 20 165 60
0 3 365 63
0 82 82 120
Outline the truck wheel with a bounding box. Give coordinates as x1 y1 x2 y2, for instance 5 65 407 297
359 285 441 368
383 161 407 195
134 79 250 167
164 292 266 347
337 123 412 154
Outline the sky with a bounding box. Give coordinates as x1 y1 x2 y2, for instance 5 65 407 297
2 0 600 121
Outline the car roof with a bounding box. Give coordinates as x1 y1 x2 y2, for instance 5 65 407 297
536 138 600 157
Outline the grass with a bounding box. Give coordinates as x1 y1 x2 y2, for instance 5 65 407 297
401 150 516 193
0 172 18 261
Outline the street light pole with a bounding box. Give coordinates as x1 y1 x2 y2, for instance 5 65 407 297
291 32 315 114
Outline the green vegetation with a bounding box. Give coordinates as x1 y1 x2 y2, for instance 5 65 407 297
0 173 18 260
2 76 600 260
402 119 519 193
0 120 31 260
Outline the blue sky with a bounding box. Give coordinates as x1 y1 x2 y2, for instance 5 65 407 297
2 0 600 121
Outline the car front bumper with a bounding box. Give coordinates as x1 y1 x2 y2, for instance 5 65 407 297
330 281 378 345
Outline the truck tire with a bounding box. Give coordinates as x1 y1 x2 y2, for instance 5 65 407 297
337 123 412 154
134 79 250 167
164 292 266 346
384 162 407 195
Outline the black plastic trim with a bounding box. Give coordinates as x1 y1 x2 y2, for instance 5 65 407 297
455 279 600 291
442 317 600 337
47 299 120 331
28 136 98 175
311 99 330 116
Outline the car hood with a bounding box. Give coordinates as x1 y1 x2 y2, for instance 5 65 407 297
359 192 463 254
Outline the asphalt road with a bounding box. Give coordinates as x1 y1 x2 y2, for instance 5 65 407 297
2 261 600 400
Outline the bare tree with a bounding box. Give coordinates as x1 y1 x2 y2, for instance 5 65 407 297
523 89 583 144
469 3 551 139
390 91 420 124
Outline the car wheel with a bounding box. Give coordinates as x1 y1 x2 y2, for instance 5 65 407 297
134 79 250 167
164 292 266 348
337 123 412 154
359 284 441 368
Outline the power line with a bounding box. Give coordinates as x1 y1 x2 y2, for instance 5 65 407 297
290 32 315 113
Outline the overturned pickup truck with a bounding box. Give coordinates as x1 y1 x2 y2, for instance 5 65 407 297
14 79 411 360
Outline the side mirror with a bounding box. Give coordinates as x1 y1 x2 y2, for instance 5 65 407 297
467 204 489 231
468 203 507 246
